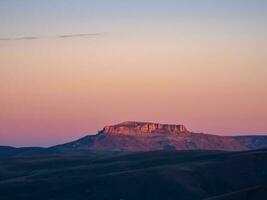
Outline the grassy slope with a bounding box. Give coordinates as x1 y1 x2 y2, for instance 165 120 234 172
0 150 267 200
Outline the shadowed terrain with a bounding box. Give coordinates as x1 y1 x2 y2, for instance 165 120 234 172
0 149 267 200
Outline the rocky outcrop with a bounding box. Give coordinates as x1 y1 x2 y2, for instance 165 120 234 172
52 121 267 153
2 122 267 157
100 121 188 135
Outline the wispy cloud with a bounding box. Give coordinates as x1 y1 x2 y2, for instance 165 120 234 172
58 33 105 38
0 32 106 41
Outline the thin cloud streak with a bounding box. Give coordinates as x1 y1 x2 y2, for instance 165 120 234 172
0 32 106 41
58 33 106 38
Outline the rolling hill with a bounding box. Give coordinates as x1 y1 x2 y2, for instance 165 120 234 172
0 149 267 199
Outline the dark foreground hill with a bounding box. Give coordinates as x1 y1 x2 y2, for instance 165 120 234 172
0 149 267 200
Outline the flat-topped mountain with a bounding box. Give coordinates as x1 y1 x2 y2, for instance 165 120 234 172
1 121 267 156
52 121 267 153
100 121 188 135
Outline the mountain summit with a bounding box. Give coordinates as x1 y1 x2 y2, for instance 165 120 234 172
100 121 188 135
52 121 267 153
1 121 267 156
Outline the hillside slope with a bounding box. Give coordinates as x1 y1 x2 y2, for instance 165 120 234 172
0 150 267 200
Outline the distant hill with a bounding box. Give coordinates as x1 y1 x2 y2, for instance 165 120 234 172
0 146 60 157
1 121 267 156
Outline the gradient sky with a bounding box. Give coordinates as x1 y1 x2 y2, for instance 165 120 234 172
0 0 267 147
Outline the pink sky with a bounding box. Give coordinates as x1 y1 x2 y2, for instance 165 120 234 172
0 34 266 147
0 1 267 147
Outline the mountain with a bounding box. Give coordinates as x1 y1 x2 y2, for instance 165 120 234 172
53 121 267 153
1 149 267 200
1 122 267 199
1 121 267 156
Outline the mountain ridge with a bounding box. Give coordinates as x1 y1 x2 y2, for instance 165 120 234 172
1 121 267 156
52 121 267 153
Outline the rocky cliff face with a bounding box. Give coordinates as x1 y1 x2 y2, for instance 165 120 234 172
100 121 188 135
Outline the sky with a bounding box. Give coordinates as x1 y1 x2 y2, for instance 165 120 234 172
0 0 267 147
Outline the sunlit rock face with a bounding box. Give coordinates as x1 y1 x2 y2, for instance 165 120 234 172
100 121 188 135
